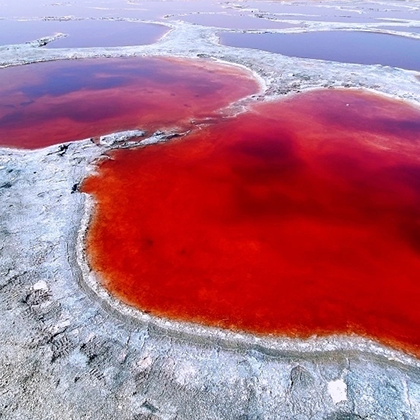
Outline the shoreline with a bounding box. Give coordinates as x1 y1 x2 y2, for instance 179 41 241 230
2 1 420 418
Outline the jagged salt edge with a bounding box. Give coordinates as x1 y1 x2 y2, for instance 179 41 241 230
76 177 420 368
72 56 419 366
2 16 419 363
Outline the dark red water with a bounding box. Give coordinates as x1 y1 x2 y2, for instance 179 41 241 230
0 57 258 149
220 31 420 71
0 19 168 48
83 89 420 357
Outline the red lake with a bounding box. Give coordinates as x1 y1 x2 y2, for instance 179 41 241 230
83 89 420 357
0 57 258 149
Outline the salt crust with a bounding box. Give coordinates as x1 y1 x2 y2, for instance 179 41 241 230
2 0 420 369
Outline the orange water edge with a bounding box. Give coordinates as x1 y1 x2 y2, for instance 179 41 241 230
83 89 420 357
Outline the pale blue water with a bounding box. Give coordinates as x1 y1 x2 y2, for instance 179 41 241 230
220 30 420 71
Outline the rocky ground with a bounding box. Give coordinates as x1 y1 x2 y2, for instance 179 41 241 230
1 1 420 418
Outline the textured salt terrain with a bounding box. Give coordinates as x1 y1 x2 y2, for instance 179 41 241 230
1 0 420 419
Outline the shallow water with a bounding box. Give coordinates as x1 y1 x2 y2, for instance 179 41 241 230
83 89 420 357
220 30 420 71
0 57 258 148
240 0 420 21
264 15 377 23
175 12 299 30
0 19 168 47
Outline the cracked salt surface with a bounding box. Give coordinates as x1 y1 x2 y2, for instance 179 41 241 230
2 0 420 418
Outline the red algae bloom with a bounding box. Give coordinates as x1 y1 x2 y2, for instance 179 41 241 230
83 89 420 357
0 57 258 149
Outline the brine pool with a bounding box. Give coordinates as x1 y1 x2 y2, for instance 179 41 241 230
2 53 420 357
81 83 420 356
0 19 168 48
0 57 257 149
220 30 420 71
